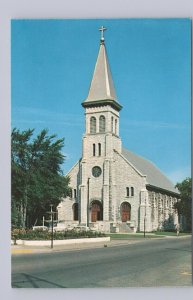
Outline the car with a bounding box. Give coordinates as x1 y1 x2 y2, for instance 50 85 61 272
32 226 48 231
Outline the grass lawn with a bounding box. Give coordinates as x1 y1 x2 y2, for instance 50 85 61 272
154 231 191 236
107 232 191 239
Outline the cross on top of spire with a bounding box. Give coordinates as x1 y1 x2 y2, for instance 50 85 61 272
99 26 107 44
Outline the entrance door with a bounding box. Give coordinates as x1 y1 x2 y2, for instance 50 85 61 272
73 203 78 221
121 202 131 222
91 202 103 222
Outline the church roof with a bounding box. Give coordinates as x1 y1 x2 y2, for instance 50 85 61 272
82 27 122 111
122 148 179 195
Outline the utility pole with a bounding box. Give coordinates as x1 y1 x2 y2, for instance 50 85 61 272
144 198 146 238
87 178 90 230
51 205 54 248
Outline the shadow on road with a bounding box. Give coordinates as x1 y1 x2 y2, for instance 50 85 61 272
12 273 66 288
165 248 192 252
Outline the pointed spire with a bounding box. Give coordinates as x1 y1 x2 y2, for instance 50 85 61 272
82 27 122 111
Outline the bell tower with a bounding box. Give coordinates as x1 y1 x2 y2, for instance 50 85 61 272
80 27 122 226
82 26 122 160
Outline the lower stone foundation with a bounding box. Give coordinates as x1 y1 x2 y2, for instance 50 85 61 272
56 221 138 233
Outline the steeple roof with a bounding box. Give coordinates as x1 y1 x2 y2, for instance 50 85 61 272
82 27 122 111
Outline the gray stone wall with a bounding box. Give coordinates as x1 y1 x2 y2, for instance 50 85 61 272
147 190 178 231
57 198 75 222
113 151 147 231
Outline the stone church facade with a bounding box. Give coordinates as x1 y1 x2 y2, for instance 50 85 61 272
57 28 179 233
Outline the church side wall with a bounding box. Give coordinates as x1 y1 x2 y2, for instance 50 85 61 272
113 151 146 231
57 161 81 223
57 198 75 221
148 190 179 231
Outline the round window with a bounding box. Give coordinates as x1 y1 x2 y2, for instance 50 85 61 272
92 166 102 178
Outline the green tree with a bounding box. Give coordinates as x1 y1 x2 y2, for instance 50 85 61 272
11 128 71 229
174 177 192 231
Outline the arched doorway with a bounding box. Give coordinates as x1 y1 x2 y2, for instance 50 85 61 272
121 202 131 222
72 203 78 221
91 201 103 222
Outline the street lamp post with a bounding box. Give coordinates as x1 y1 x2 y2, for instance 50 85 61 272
144 198 146 238
46 204 56 249
51 205 54 248
87 178 90 230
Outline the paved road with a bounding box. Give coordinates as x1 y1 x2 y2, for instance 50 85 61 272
11 236 192 288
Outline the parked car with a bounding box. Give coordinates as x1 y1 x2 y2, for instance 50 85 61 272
32 226 48 231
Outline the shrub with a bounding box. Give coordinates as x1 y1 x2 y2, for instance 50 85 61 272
11 228 106 240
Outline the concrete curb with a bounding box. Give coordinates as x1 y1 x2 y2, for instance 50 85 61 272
11 236 110 246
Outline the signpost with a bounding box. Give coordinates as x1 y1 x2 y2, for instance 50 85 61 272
46 205 57 249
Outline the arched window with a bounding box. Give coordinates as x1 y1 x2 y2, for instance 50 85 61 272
72 203 78 221
98 143 101 156
121 202 131 222
69 189 72 198
99 115 106 133
131 187 134 196
90 116 96 133
171 199 174 207
126 187 129 197
115 119 117 135
74 189 77 198
151 208 155 222
170 197 172 208
111 116 114 132
93 144 96 156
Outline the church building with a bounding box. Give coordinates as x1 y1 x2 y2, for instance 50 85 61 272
57 27 180 233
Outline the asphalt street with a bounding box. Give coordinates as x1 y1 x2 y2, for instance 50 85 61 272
11 236 192 288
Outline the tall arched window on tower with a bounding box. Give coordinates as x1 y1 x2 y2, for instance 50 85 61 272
131 187 134 196
90 116 96 134
98 143 101 156
99 115 106 133
111 116 114 132
93 144 96 156
115 119 117 135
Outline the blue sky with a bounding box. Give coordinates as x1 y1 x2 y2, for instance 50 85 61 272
11 19 191 184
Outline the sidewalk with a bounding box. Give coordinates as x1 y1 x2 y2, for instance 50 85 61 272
11 238 143 255
11 234 190 255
